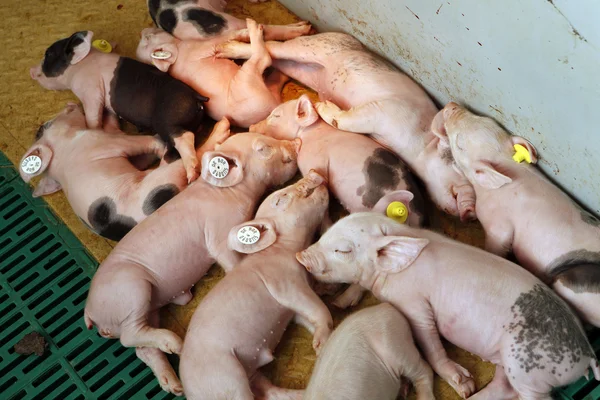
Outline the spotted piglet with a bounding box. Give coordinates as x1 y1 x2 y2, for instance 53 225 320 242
30 31 208 183
432 102 600 328
217 32 476 220
19 103 228 241
304 303 434 400
298 213 600 399
84 131 300 395
180 171 332 400
251 93 426 308
148 0 308 41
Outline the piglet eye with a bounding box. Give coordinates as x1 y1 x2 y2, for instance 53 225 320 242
335 249 351 254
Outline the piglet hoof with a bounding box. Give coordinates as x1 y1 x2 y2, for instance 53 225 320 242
186 165 200 184
213 41 243 59
157 331 183 355
449 364 476 398
314 101 341 128
159 373 184 396
312 325 332 355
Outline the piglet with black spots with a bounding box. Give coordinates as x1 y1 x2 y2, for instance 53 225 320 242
149 0 307 41
298 213 600 399
217 32 476 220
84 127 300 396
180 171 332 400
30 31 208 183
432 102 600 328
251 93 426 308
18 103 215 241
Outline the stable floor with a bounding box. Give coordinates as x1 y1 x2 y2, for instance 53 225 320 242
0 0 493 398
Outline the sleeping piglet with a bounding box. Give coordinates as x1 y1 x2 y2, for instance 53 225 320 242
432 102 600 328
298 213 600 399
304 303 434 400
251 93 426 308
18 103 197 241
30 31 208 183
84 129 300 395
180 171 332 400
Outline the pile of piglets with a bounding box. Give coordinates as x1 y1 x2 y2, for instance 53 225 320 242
20 0 598 399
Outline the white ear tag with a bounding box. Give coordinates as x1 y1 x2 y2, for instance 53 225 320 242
21 155 42 174
237 226 260 245
151 50 172 60
209 156 229 179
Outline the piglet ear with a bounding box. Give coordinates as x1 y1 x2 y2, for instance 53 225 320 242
69 31 93 65
374 236 429 273
228 218 277 254
19 144 53 183
150 43 178 72
201 150 244 187
473 161 512 189
32 176 62 197
511 136 538 164
431 109 450 149
295 95 319 127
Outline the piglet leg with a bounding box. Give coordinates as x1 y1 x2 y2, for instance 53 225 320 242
407 305 476 398
82 96 105 129
265 278 333 354
172 131 200 183
137 348 183 396
251 373 303 400
315 100 380 134
468 366 516 400
262 21 312 41
195 117 231 158
332 284 365 309
120 311 183 355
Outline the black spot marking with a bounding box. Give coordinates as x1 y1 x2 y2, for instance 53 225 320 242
357 149 402 208
506 284 595 373
581 209 600 227
159 9 178 34
148 0 161 25
35 121 52 140
184 8 227 35
142 184 179 215
41 31 86 78
87 197 137 241
548 249 600 293
440 147 454 165
109 57 207 154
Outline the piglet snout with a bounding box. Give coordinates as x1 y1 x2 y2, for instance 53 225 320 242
30 65 41 80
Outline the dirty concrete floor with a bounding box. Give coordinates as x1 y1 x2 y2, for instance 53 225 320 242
0 0 494 398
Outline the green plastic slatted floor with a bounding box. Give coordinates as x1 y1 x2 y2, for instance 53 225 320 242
0 151 176 400
0 149 598 399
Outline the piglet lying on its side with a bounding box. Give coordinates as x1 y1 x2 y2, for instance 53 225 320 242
148 0 309 41
30 31 208 183
298 213 599 399
251 94 426 308
18 103 217 241
137 18 307 126
84 128 300 395
304 303 434 400
432 102 600 328
180 171 333 400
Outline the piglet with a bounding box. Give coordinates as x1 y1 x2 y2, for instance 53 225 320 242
30 31 208 183
304 303 434 400
18 103 216 241
251 93 426 308
298 213 600 399
180 171 332 400
432 102 600 328
84 130 300 395
149 0 309 41
217 32 476 220
137 18 309 126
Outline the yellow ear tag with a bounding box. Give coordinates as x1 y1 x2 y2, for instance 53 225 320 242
512 144 532 164
386 201 408 224
92 39 112 53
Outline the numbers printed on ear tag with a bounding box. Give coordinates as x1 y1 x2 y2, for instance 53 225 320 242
237 226 260 245
209 156 229 179
21 155 42 175
151 50 172 60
